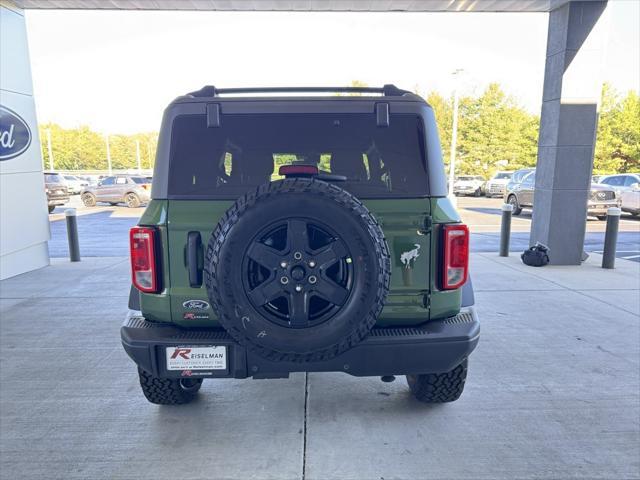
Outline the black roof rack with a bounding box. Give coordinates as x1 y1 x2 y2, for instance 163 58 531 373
187 84 411 98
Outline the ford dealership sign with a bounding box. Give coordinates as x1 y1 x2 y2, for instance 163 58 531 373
0 106 32 161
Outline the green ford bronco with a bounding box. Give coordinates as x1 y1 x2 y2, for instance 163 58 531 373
121 85 479 405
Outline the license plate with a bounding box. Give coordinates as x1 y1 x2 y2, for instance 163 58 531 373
165 346 226 371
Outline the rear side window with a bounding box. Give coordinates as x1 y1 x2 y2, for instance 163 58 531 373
168 113 428 199
131 177 150 184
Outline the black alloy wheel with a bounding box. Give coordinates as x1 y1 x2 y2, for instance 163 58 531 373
242 218 353 329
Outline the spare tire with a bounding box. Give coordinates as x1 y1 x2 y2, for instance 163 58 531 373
204 178 390 362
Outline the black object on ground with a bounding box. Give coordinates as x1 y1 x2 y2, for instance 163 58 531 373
521 243 549 267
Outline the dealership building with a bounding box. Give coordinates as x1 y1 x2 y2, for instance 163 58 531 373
0 0 609 279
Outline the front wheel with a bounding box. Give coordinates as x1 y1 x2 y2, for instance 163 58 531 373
507 195 522 215
125 193 141 208
48 205 55 213
81 193 97 207
407 360 468 403
137 367 203 405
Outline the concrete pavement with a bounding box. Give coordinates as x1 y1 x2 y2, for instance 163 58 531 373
1 254 638 479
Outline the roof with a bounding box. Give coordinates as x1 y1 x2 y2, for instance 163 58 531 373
10 0 579 13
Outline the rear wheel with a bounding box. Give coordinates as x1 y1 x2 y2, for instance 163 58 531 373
474 188 482 197
507 195 522 215
137 367 203 405
125 193 141 208
407 360 468 403
81 193 96 207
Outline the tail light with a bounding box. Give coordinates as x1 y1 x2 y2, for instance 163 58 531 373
141 184 150 190
130 226 159 293
442 224 469 290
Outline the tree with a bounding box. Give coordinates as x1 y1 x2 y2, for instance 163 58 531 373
594 84 640 174
454 84 538 177
38 123 158 172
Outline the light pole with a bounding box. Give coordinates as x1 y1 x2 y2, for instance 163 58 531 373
105 134 112 175
448 69 463 200
46 128 54 171
136 140 142 174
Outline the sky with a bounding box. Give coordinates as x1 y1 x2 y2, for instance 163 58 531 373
25 0 640 135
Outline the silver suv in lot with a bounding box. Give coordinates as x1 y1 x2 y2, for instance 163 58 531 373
505 169 619 220
81 175 151 208
597 173 640 217
484 171 513 197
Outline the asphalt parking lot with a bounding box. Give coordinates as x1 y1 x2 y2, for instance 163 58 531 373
48 195 640 261
1 253 638 479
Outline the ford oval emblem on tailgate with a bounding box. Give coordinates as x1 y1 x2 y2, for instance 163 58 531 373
0 106 32 161
182 299 210 310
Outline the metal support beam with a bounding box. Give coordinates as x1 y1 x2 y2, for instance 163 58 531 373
530 0 608 265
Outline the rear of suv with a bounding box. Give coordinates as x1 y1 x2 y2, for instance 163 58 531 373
44 172 70 213
121 85 480 406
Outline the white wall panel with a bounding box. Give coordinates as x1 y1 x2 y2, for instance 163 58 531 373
0 3 49 280
0 4 33 96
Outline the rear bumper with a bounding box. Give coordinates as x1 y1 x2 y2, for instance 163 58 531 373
48 195 69 206
453 187 478 195
121 308 480 379
587 202 620 215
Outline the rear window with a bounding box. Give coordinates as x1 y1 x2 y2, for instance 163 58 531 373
493 172 512 179
45 174 64 183
131 177 150 184
168 113 428 199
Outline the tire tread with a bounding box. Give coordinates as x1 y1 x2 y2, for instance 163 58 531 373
137 367 201 405
406 360 468 403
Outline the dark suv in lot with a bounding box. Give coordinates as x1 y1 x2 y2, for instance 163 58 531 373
81 174 151 208
121 85 479 406
44 172 70 213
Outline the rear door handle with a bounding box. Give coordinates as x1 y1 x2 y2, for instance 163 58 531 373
187 231 203 288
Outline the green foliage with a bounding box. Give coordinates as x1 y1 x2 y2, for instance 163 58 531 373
39 123 158 172
425 84 539 179
594 84 640 174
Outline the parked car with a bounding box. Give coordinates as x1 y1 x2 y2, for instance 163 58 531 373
81 175 151 208
505 170 620 219
597 173 640 217
453 175 485 196
121 84 479 406
484 171 513 197
44 172 70 213
62 174 89 195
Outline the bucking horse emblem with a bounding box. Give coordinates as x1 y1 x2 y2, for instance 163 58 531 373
400 244 421 269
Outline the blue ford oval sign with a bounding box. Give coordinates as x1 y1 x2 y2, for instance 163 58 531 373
0 106 32 161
